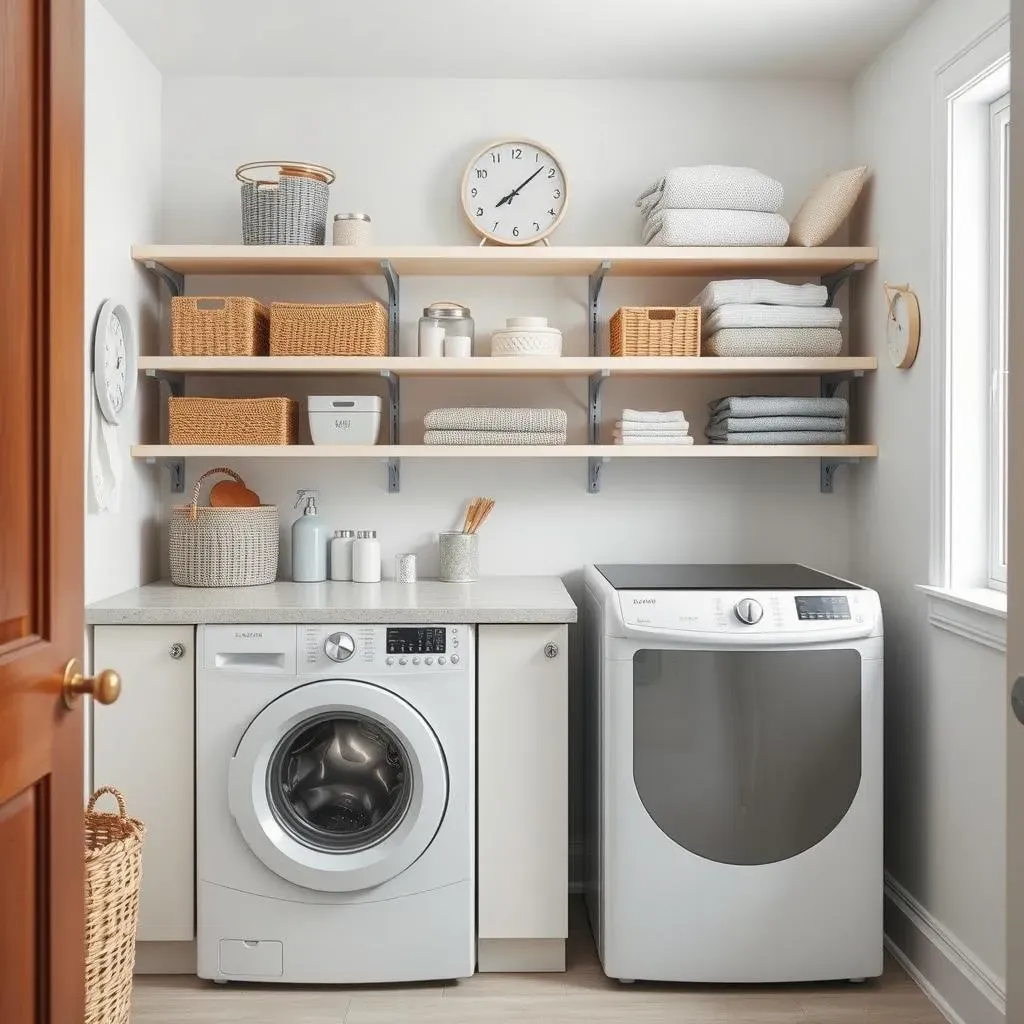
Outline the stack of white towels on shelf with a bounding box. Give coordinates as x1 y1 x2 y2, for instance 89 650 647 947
614 409 693 446
636 166 789 247
691 279 842 357
423 407 567 445
705 395 849 445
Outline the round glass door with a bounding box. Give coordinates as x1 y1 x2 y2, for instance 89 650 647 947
229 679 448 892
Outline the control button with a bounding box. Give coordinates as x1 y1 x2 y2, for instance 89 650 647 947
425 657 434 665
734 598 764 626
450 654 460 664
324 632 356 662
399 657 408 666
412 657 421 665
385 657 394 666
438 657 447 666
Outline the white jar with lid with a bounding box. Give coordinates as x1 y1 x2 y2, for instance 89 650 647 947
352 530 382 583
329 530 356 581
333 213 372 246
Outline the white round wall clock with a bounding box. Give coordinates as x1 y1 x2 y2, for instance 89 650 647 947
884 282 921 370
461 139 568 246
93 299 137 424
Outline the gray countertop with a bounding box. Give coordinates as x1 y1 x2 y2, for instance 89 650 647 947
85 577 577 626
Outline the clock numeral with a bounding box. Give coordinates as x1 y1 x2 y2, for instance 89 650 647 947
475 207 483 217
547 168 556 179
471 187 478 197
490 151 501 164
552 189 561 199
533 221 540 231
512 226 520 238
548 208 556 217
476 168 488 179
493 221 500 232
511 147 523 159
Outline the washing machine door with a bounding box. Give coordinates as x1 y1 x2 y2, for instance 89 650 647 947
229 679 448 892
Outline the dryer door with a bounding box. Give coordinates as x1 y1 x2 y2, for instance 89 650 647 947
229 679 448 892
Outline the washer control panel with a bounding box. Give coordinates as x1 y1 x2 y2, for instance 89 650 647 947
300 624 467 673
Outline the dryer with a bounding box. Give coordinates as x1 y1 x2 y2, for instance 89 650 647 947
582 564 883 985
196 623 474 984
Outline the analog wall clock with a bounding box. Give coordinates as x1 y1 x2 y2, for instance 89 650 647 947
883 282 921 369
461 139 568 246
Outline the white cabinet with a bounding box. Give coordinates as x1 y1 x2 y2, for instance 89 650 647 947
92 625 195 942
477 624 568 972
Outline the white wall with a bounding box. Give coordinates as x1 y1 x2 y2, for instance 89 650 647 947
84 0 163 603
852 0 1009 1016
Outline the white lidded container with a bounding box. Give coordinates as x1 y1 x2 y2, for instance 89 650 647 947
308 395 382 445
352 530 382 583
333 212 372 246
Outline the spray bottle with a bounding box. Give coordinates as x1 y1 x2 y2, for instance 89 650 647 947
291 489 327 582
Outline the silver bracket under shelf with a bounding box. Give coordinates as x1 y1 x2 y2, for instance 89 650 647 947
821 263 867 307
143 260 185 298
588 457 608 493
381 260 400 357
145 456 185 493
145 368 185 398
382 369 400 493
588 260 612 357
820 457 859 494
588 369 611 493
819 369 865 493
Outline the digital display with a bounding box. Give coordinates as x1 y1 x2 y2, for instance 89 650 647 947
795 595 851 621
386 627 446 654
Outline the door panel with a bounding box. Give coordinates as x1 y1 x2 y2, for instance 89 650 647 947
0 0 85 1020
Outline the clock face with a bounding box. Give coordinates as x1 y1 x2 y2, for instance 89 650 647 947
462 140 567 245
886 288 920 369
93 301 137 425
105 315 127 413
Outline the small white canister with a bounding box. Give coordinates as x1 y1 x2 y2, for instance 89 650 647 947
333 213 372 246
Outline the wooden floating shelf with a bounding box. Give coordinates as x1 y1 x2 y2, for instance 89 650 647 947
133 444 878 460
132 244 878 278
140 356 878 378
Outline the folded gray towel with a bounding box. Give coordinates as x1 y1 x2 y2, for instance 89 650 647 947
707 431 848 445
703 327 843 358
643 209 790 247
707 415 847 435
635 166 784 214
423 429 566 446
709 396 849 418
424 407 567 432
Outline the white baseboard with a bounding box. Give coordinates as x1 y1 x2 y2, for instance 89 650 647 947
477 939 565 973
884 874 1004 1024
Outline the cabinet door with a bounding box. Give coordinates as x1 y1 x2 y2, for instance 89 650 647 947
93 625 195 942
478 624 568 940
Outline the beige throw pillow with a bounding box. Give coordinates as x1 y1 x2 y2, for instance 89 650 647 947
787 167 869 246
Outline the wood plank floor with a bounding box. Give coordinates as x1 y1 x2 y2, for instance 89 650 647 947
131 904 945 1024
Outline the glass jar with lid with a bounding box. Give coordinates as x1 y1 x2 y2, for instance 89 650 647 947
418 302 474 355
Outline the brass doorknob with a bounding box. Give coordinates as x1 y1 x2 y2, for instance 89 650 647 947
62 659 122 709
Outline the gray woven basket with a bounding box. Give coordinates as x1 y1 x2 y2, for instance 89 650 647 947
169 468 279 587
237 162 335 246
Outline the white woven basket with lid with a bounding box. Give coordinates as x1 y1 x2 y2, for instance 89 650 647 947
490 316 563 357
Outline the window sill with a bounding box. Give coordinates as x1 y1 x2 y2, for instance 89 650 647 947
916 585 1007 653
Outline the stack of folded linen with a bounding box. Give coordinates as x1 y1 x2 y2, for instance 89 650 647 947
636 166 789 248
706 396 848 444
692 279 842 357
423 407 567 445
614 409 693 446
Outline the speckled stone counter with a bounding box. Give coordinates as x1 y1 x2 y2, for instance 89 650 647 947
85 577 577 626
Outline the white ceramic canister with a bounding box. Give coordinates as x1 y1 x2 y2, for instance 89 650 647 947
329 530 356 581
352 530 382 583
333 213 372 246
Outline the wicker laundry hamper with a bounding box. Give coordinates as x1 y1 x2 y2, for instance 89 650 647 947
237 161 335 245
85 787 146 1024
169 468 279 587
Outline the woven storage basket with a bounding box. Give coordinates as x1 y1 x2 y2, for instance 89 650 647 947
269 301 388 356
169 468 279 587
609 306 701 356
168 396 298 445
85 787 145 1024
237 161 335 245
170 296 270 357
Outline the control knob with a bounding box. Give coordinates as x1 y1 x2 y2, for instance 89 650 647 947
324 631 356 662
734 598 764 625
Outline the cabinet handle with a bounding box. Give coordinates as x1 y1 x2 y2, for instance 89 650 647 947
544 642 559 659
168 643 187 660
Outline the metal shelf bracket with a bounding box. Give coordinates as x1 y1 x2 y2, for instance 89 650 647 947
380 260 400 357
820 457 859 494
819 368 865 493
143 260 185 298
144 368 185 398
589 260 612 356
588 457 609 494
145 456 185 493
821 263 867 307
381 369 400 493
588 369 611 493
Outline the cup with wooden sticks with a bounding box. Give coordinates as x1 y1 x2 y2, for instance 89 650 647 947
439 497 495 582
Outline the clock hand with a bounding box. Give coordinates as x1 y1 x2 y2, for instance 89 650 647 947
495 166 545 208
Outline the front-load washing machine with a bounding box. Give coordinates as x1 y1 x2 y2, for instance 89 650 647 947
582 564 883 984
196 623 474 984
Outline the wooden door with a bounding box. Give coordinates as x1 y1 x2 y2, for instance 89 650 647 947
0 0 86 1021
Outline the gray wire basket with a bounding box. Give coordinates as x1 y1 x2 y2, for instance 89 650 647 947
237 161 335 245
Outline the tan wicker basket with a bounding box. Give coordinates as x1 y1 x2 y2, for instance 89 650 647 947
609 306 701 357
269 301 388 356
169 468 279 587
171 296 270 356
85 787 145 1024
168 396 298 445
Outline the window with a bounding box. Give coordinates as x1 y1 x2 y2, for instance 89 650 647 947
988 92 1010 590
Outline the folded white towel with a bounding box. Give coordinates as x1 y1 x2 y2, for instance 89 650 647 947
643 210 790 248
636 166 784 215
424 407 567 432
614 435 695 446
702 304 842 338
689 279 828 315
621 409 688 423
615 421 690 435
